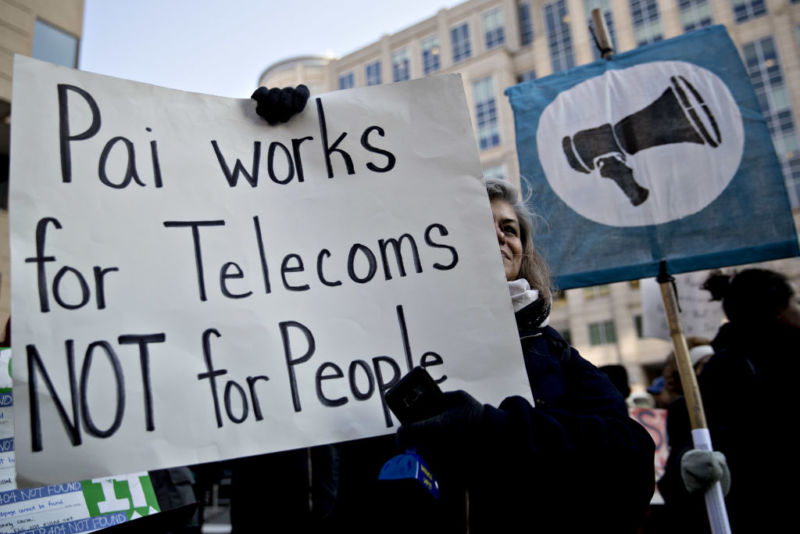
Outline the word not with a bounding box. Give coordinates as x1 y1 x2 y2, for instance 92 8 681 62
25 217 119 313
58 84 163 188
163 217 458 302
25 334 166 452
211 97 396 187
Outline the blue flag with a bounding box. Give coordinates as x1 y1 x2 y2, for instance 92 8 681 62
506 25 799 289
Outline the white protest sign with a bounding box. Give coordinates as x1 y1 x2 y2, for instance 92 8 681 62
10 56 529 486
641 270 725 340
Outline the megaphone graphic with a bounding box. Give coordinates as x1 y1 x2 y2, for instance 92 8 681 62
561 75 721 206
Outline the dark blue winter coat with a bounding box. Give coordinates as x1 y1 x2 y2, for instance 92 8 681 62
465 302 655 532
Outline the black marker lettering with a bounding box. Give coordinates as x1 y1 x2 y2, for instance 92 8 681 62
280 320 315 412
80 341 125 438
163 220 226 301
27 341 81 451
425 223 459 270
211 140 261 187
98 136 146 189
361 125 396 173
58 84 101 184
118 333 166 431
316 98 354 178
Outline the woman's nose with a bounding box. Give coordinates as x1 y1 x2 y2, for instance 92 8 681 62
495 224 505 242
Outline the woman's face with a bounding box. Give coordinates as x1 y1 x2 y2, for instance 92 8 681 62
777 287 800 330
491 199 523 281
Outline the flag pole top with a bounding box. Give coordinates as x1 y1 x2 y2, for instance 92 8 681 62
591 8 615 59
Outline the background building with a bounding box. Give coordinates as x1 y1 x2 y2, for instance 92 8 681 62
258 0 800 390
0 0 85 335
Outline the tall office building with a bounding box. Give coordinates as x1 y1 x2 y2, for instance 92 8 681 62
0 0 85 334
258 0 800 388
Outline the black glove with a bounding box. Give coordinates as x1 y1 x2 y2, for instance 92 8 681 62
681 449 731 495
251 85 310 125
396 390 485 470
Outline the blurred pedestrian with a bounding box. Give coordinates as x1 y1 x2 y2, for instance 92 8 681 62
659 268 800 532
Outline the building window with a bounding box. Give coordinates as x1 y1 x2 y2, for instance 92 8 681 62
634 315 643 338
392 48 410 82
519 1 534 46
518 70 537 83
484 8 506 49
589 320 618 345
731 0 767 23
421 35 441 75
451 22 472 63
583 284 611 299
365 61 382 86
473 77 500 150
744 37 800 206
584 0 617 61
630 0 663 46
678 0 713 32
338 72 355 90
32 19 79 68
544 0 575 72
483 164 507 181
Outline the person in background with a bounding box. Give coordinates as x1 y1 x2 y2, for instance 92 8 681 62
394 178 655 532
659 268 800 533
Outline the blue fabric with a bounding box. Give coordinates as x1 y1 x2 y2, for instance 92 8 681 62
506 25 799 289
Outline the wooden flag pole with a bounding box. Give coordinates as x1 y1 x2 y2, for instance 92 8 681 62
590 8 615 59
657 262 731 534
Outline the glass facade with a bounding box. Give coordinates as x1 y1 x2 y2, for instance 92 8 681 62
421 35 441 75
731 0 767 23
589 320 618 345
483 163 507 181
365 60 382 86
630 0 663 46
473 77 500 150
451 22 473 62
32 19 79 68
338 72 354 90
484 7 506 49
519 1 534 46
392 48 410 82
743 37 800 207
544 0 575 72
678 0 713 32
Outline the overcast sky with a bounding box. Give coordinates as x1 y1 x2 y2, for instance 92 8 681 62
79 0 462 99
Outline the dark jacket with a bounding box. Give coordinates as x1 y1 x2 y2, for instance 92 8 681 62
660 321 799 533
465 303 655 532
334 301 655 533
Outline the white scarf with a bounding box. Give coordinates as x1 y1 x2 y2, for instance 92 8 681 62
508 278 550 326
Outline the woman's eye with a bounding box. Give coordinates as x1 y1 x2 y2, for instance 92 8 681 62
504 226 517 236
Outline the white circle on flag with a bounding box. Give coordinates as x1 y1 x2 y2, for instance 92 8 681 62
536 61 744 227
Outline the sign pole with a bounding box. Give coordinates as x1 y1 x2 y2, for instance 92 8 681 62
590 8 615 59
657 261 731 534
